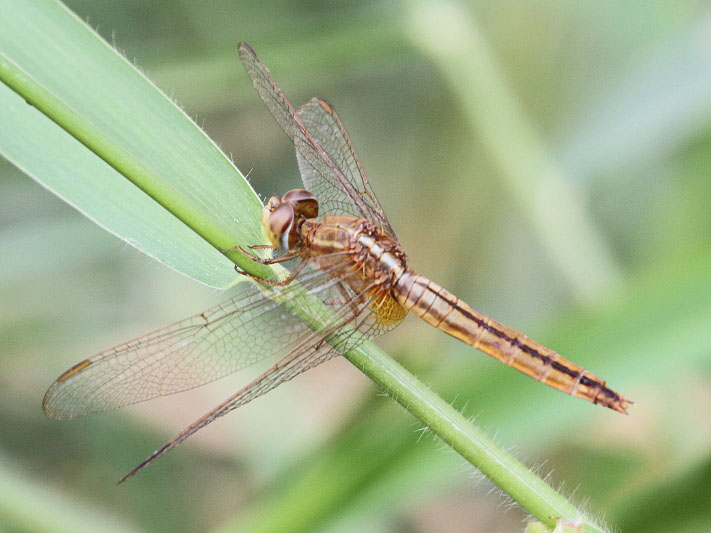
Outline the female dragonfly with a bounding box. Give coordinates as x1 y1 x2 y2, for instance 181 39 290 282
43 43 630 482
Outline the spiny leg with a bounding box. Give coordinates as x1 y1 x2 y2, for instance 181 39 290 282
235 247 357 287
222 243 299 265
226 242 302 286
221 242 278 254
235 257 308 287
237 246 301 265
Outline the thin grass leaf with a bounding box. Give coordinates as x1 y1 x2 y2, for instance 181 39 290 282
0 0 266 287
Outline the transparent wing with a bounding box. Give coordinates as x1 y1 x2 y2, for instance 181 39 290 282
238 43 395 236
296 98 396 237
119 280 405 482
43 259 356 420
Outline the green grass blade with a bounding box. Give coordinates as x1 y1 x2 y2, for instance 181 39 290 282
0 0 267 287
0 81 237 287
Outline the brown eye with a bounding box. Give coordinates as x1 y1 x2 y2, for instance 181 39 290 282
282 189 318 219
266 202 295 250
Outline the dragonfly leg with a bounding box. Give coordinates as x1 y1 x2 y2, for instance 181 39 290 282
236 245 300 265
221 242 291 262
220 242 244 254
221 241 281 254
235 257 307 287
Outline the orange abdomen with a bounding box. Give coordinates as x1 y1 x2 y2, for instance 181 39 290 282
394 272 630 413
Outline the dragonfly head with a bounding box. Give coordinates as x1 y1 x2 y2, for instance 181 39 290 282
261 189 319 250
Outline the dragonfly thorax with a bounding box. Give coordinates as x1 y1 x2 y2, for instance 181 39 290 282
352 223 408 288
261 189 318 250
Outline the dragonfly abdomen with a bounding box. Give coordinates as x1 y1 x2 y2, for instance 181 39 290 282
394 272 629 414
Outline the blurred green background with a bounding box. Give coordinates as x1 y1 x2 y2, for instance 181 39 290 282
1 1 710 532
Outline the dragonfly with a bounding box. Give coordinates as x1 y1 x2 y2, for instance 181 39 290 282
43 42 631 483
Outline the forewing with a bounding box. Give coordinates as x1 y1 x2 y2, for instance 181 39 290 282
120 281 405 482
237 43 389 232
296 98 396 237
43 260 354 419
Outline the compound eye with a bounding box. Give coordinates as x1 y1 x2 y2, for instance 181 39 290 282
264 202 295 250
282 189 318 219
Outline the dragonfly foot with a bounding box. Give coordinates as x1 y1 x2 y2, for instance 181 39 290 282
235 245 299 265
221 243 278 256
220 243 241 254
234 264 301 287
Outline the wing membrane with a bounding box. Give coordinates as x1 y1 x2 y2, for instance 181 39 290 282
43 261 353 419
297 98 395 236
119 279 403 482
238 43 394 236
